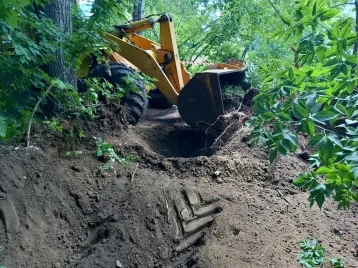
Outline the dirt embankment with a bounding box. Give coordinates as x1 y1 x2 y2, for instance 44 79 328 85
0 108 357 268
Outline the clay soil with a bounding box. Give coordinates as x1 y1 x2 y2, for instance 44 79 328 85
0 107 357 268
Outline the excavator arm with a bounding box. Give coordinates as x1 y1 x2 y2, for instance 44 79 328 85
113 14 191 102
105 32 180 105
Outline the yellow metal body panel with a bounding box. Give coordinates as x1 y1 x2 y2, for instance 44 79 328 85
105 33 179 105
159 19 183 93
109 52 141 72
209 61 246 70
180 63 191 86
108 15 189 100
129 34 161 50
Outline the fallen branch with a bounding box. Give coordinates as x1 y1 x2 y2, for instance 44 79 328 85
276 189 292 206
26 82 56 148
130 163 139 182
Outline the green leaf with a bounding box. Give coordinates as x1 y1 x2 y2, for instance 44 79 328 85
278 143 288 156
288 67 294 80
319 139 334 163
340 21 352 38
309 134 324 146
311 110 338 123
333 103 347 115
97 149 103 157
337 40 343 59
328 134 342 147
324 58 338 66
283 132 299 147
345 55 358 64
329 65 341 80
271 29 283 38
269 149 278 164
309 184 330 208
281 16 292 26
316 166 336 175
346 152 358 162
294 172 319 191
278 112 292 122
315 46 327 62
319 8 340 21
6 9 18 28
262 111 275 120
18 0 31 5
345 119 357 125
302 118 315 136
280 139 291 151
263 75 274 83
0 117 7 138
293 104 309 119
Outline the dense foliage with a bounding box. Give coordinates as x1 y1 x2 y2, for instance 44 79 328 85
0 0 131 140
298 239 345 267
248 0 358 209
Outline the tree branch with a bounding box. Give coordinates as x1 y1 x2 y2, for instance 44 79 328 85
190 37 218 64
267 0 282 18
178 17 220 48
330 2 355 9
26 82 56 147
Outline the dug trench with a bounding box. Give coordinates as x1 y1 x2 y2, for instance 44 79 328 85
0 107 358 268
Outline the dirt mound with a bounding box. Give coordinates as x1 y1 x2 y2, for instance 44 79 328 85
1 107 358 268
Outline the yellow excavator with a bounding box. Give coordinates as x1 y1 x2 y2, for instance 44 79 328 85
77 14 249 131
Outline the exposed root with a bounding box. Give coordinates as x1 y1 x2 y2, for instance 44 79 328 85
209 111 247 154
130 163 139 182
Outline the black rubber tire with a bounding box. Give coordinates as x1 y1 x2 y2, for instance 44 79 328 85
88 62 148 125
148 88 173 109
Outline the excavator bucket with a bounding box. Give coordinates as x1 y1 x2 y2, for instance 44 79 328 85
177 65 248 132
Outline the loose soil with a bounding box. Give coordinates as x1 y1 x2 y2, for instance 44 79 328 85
0 107 357 268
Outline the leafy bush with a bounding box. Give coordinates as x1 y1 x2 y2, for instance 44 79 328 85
96 137 126 163
298 239 326 267
298 239 345 268
0 1 134 142
248 0 358 209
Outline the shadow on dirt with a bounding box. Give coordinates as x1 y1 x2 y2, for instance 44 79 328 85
135 107 216 158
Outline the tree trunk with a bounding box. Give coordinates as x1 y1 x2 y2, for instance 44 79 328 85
43 0 77 90
132 0 145 21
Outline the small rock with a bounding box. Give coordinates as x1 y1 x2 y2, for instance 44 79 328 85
216 178 224 184
54 263 61 268
232 227 241 235
116 260 123 268
212 170 221 178
70 165 82 172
